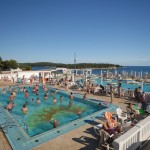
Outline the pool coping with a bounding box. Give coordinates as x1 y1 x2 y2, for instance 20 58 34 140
0 87 118 150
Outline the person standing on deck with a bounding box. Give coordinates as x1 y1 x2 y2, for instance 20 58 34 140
110 85 114 103
118 82 121 98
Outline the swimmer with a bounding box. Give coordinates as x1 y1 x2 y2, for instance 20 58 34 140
25 91 29 99
8 86 11 92
23 87 26 93
60 96 63 101
6 102 13 110
44 94 48 100
50 119 60 128
53 97 57 103
36 97 41 104
22 104 28 113
69 92 74 100
36 90 39 95
2 88 6 95
9 93 14 101
13 91 16 97
98 103 102 108
77 109 81 115
83 93 86 100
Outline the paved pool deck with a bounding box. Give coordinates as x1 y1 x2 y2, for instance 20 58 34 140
0 85 149 150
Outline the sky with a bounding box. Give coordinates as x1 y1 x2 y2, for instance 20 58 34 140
0 0 150 66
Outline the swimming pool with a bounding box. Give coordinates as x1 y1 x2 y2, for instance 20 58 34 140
0 86 108 137
94 78 150 92
0 85 118 150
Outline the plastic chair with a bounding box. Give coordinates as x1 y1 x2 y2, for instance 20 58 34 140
136 103 142 109
116 108 127 125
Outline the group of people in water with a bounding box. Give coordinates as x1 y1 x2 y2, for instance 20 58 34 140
1 85 84 128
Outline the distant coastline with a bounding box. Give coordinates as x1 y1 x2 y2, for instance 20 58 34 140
20 62 121 70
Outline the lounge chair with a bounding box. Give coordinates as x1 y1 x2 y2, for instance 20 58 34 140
93 124 114 149
99 129 114 149
94 124 103 135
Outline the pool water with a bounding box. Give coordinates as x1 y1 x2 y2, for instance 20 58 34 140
0 86 106 137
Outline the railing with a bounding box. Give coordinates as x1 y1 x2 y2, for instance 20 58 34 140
113 116 150 150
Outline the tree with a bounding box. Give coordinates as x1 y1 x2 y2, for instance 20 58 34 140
9 59 18 69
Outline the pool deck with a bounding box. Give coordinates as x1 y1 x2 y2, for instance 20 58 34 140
0 84 149 150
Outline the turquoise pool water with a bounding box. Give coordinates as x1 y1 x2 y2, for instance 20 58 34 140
0 86 107 137
94 78 150 92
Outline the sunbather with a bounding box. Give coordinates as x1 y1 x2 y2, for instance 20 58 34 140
103 111 122 134
102 120 122 135
127 103 138 117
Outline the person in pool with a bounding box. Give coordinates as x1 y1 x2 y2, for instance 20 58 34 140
53 97 57 103
25 91 29 99
44 94 48 100
36 97 41 104
9 93 14 101
22 104 28 114
83 93 86 100
2 88 6 95
69 92 74 100
77 109 81 117
6 102 13 110
50 118 60 128
60 96 63 101
98 103 102 108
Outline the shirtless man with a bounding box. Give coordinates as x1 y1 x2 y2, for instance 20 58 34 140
10 93 14 101
69 92 74 100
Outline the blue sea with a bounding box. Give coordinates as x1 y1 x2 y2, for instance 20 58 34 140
32 66 150 75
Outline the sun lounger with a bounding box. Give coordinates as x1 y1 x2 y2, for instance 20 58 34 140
94 124 103 135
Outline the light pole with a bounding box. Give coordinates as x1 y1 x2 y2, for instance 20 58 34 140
101 70 103 85
141 79 144 92
74 52 76 84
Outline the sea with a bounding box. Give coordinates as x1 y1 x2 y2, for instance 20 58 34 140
32 66 150 76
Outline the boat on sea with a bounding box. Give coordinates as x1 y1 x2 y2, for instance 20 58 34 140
144 79 150 83
127 80 140 84
119 78 135 83
103 78 112 82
